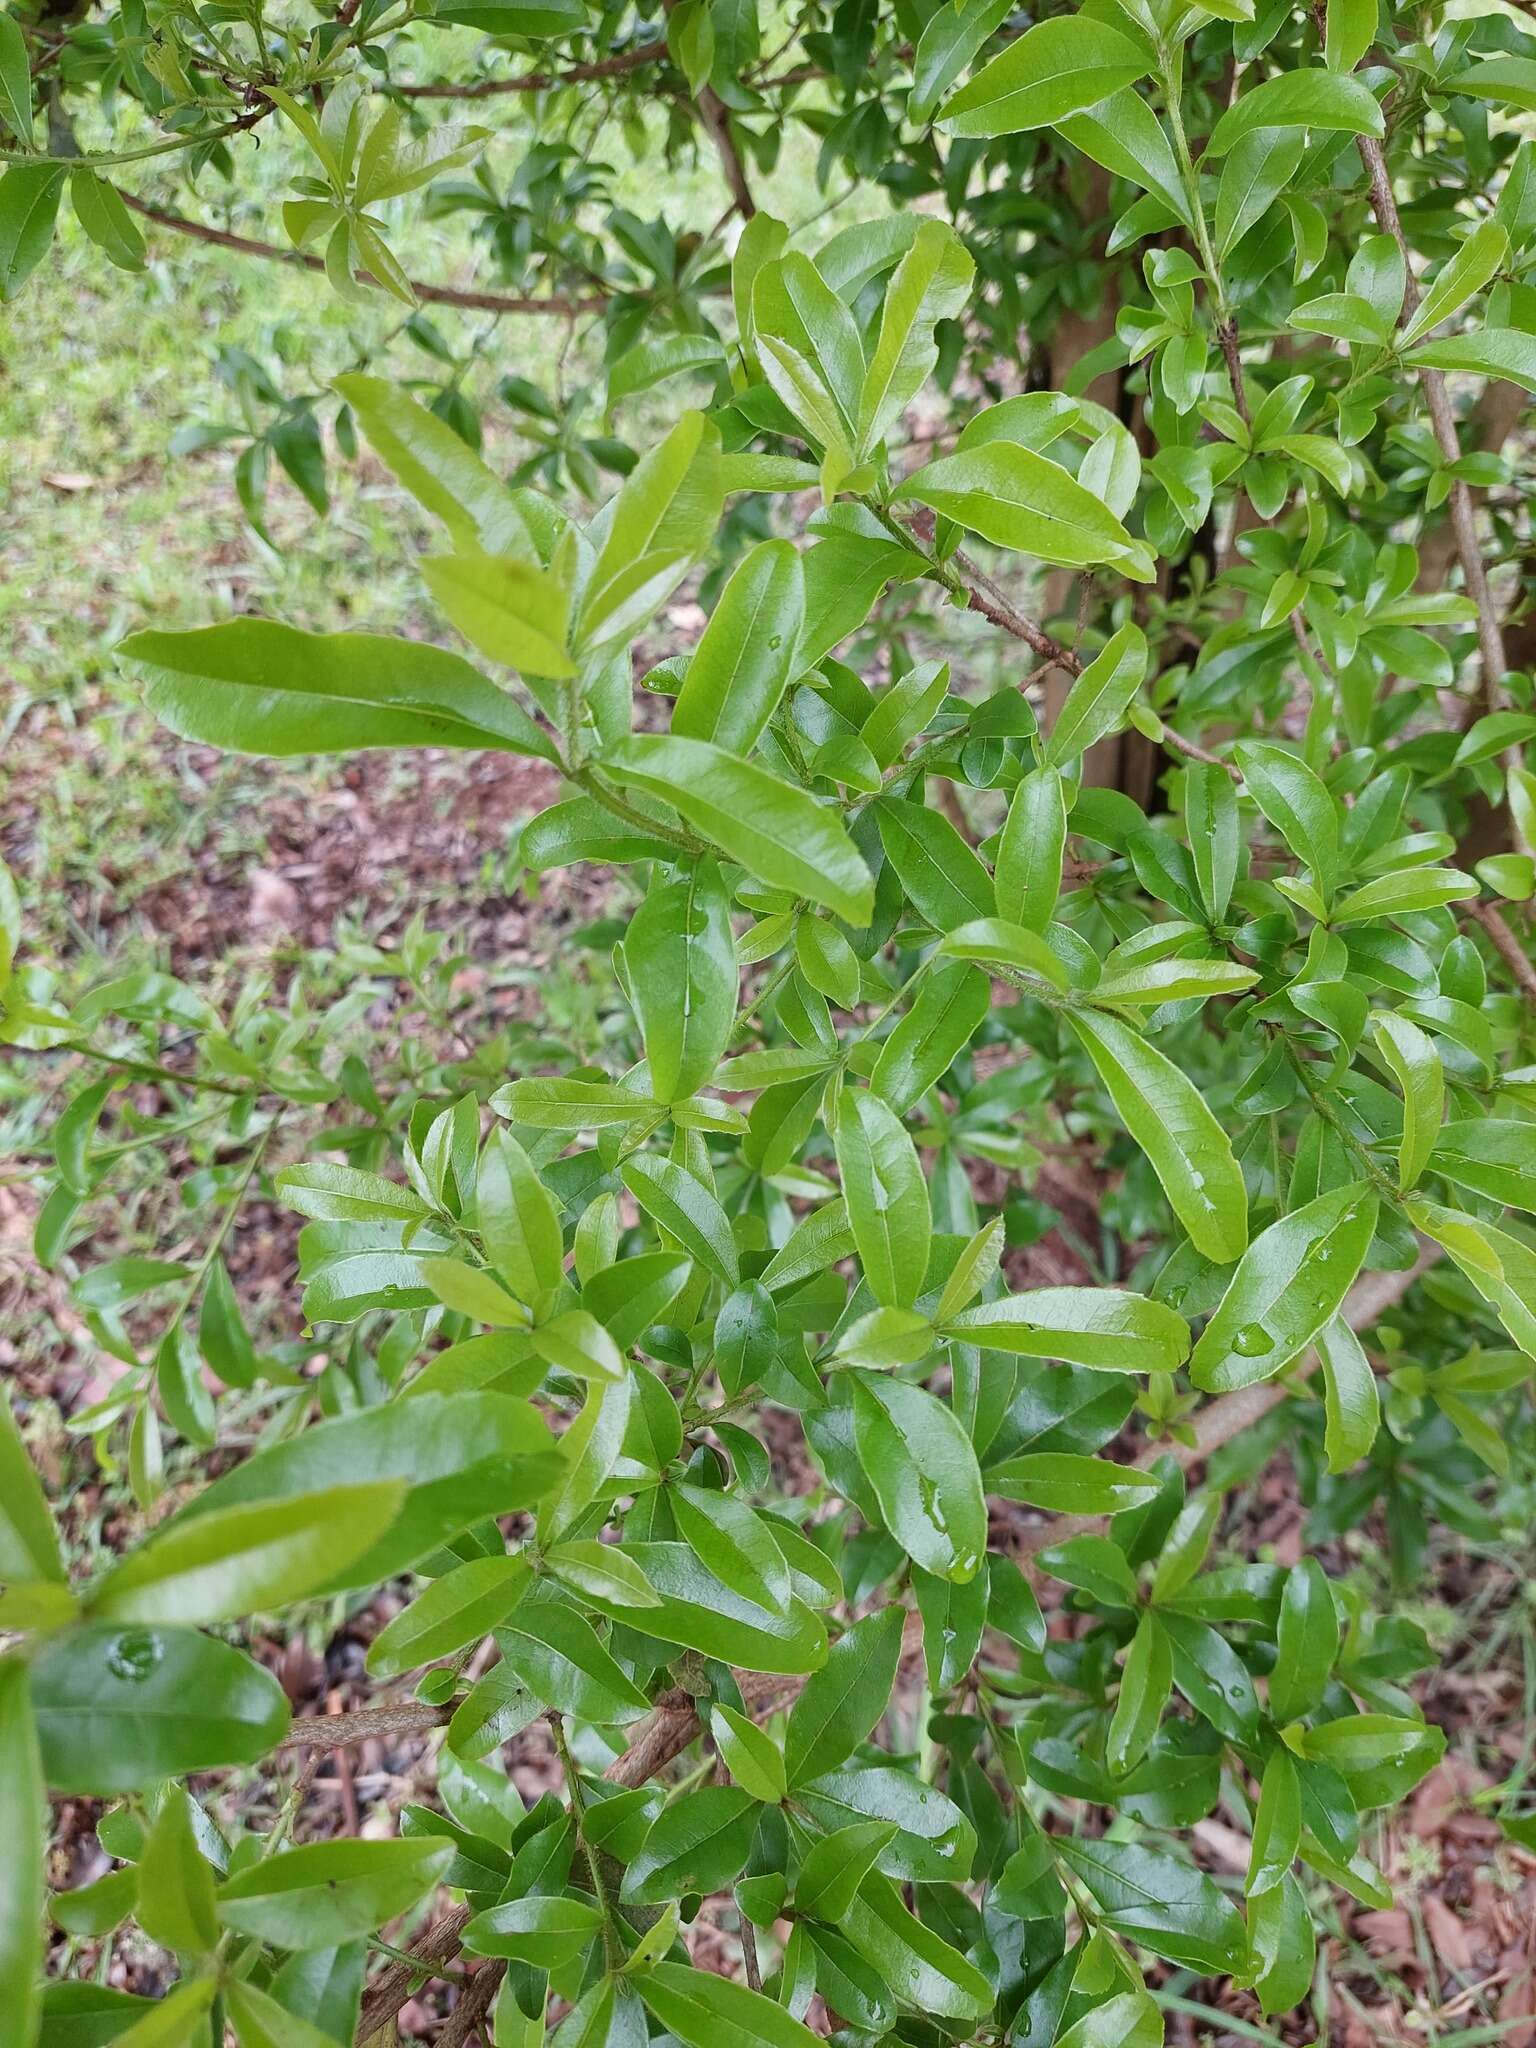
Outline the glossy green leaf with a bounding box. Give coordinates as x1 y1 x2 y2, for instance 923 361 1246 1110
835 1090 931 1311
216 1838 453 1951
0 1659 42 2048
896 443 1155 580
850 1373 986 1582
938 17 1152 136
670 539 804 752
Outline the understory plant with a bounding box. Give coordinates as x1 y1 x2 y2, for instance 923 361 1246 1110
5 0 1536 2043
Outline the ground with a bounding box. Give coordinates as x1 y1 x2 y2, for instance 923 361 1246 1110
5 121 1536 2048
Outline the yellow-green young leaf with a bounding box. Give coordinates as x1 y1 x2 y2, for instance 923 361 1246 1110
333 374 532 553
939 917 1068 988
603 734 874 924
1107 1610 1171 1775
1092 958 1258 1005
1043 624 1148 767
1190 1184 1378 1393
538 1373 632 1545
850 1372 986 1583
938 16 1152 136
935 1215 1006 1323
579 411 722 650
118 621 559 763
835 1091 931 1311
420 1256 530 1326
625 860 737 1103
367 1553 531 1676
216 1839 453 1951
1371 1012 1443 1191
796 916 862 1009
896 443 1155 580
671 538 804 752
996 766 1066 930
136 1788 219 1956
1055 1992 1164 2048
909 0 1013 126
857 218 975 451
1431 1119 1536 1213
417 550 573 678
530 1308 626 1383
1069 1008 1249 1263
86 1484 404 1626
0 1659 43 2048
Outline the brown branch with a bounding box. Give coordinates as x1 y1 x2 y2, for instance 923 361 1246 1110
437 1960 507 2048
281 1703 451 1748
356 1903 472 2042
122 195 608 315
392 38 668 97
694 85 756 219
1462 899 1536 1004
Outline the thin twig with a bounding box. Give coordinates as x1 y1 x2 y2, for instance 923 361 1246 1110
122 196 608 315
393 39 667 96
281 1703 451 1748
1462 899 1536 1004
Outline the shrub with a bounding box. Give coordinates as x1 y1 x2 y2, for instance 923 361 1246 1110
4 1 1536 2045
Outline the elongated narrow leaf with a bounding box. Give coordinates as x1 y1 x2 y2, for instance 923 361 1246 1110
850 1373 986 1583
835 1091 931 1311
671 539 804 753
938 17 1152 136
1070 1008 1249 1262
896 443 1154 580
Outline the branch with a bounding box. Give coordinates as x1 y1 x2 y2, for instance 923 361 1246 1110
1462 898 1536 1004
281 1703 451 1747
694 85 756 219
437 1960 507 2048
356 1903 472 2042
122 196 608 315
392 38 668 97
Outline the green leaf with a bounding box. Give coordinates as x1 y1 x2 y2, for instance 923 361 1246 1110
1205 69 1384 157
938 16 1152 136
112 1977 217 2046
943 1284 1189 1372
119 621 558 763
835 1091 931 1311
840 1873 994 2019
996 767 1066 931
604 735 874 924
1400 221 1508 348
673 1484 791 1613
1247 1748 1302 1897
710 1702 787 1802
621 1153 740 1288
0 1659 42 2048
1317 1317 1380 1473
671 539 804 753
796 1819 897 1920
1332 867 1478 922
173 1394 560 1595
875 798 995 931
29 1623 290 1793
909 0 1013 127
1107 1611 1172 1776
871 961 991 1113
226 1981 353 2048
1248 1870 1315 2015
797 1767 975 1882
1069 1008 1249 1263
785 1607 905 1785
1044 625 1148 767
463 1894 603 1966
621 1785 760 1901
137 1787 219 1956
1407 327 1536 393
0 163 64 302
1058 90 1190 221
1431 1119 1536 1213
986 1452 1161 1514
1269 1556 1339 1722
333 373 533 554
69 170 145 272
216 1838 453 1951
0 1391 64 1586
640 1961 821 2048
477 1128 564 1312
580 411 721 651
86 1484 402 1626
857 219 975 451
1055 1993 1164 2048
938 917 1069 987
581 1540 827 1674
850 1372 986 1582
609 332 723 405
896 443 1155 580
1189 1184 1377 1392
1372 1013 1443 1192
492 1076 662 1130
367 1553 531 1676
625 861 737 1104
1325 0 1376 70
1234 740 1338 896
1056 1835 1246 1974
531 1309 626 1384
418 549 574 678
0 15 34 144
